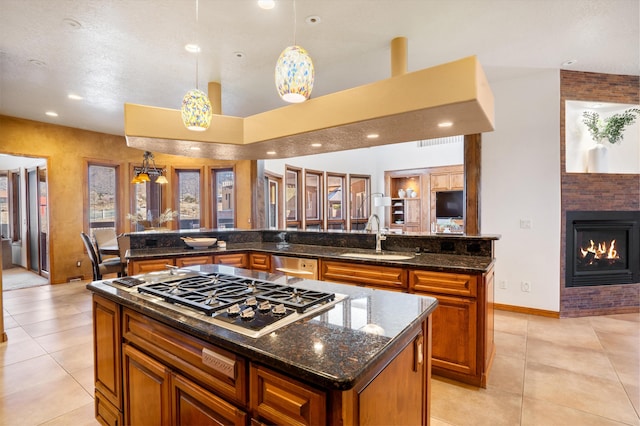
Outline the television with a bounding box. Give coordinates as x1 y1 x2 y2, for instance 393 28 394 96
436 190 464 218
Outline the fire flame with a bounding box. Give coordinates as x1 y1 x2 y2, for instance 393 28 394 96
580 239 618 260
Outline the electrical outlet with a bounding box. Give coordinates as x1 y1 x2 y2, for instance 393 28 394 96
76 260 82 267
520 219 532 229
498 280 507 289
521 281 531 292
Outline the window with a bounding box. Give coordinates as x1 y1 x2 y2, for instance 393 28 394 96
349 175 371 230
304 169 323 230
174 169 202 229
285 166 301 229
212 168 235 229
87 163 119 231
326 172 346 230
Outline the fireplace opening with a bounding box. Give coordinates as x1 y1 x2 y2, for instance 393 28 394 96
566 211 639 287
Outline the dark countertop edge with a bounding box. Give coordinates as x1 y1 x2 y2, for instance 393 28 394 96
127 243 496 273
87 280 437 391
125 228 502 240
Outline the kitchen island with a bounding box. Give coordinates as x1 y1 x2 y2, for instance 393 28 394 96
88 265 438 425
123 228 496 388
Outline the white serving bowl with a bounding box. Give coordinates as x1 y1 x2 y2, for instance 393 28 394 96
181 237 217 248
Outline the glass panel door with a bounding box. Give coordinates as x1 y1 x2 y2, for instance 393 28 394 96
304 170 323 230
326 173 345 230
349 175 370 231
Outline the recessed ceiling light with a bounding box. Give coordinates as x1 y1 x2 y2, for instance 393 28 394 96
266 150 276 155
257 0 275 9
366 133 379 139
189 146 201 151
311 143 322 147
185 44 200 53
305 15 321 25
233 51 245 59
68 94 83 100
45 111 58 117
438 121 453 128
562 59 578 67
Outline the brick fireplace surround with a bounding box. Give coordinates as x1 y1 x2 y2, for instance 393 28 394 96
560 70 640 317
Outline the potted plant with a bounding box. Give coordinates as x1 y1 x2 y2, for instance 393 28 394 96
581 108 640 172
582 108 640 144
127 208 178 230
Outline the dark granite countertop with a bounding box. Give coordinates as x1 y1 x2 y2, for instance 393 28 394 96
87 265 438 391
127 242 494 273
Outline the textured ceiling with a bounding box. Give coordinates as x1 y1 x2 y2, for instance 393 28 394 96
0 0 638 140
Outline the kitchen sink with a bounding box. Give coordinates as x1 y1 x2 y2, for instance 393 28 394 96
339 253 415 261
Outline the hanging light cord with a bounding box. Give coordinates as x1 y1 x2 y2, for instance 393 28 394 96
293 0 297 46
195 0 200 90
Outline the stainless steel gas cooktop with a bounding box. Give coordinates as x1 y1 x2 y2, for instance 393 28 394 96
113 269 346 338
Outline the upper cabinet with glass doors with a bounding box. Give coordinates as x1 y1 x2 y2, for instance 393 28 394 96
212 168 234 229
304 169 323 230
349 175 370 231
326 173 346 230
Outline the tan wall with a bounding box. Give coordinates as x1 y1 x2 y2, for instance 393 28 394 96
0 115 253 284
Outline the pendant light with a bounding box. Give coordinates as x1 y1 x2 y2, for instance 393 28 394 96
275 0 314 103
131 151 168 184
181 0 212 131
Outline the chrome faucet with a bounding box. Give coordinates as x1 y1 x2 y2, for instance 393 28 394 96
366 214 386 252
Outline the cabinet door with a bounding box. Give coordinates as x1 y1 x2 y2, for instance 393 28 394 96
172 373 247 426
358 331 427 426
249 253 271 271
450 172 464 190
93 295 122 410
176 255 213 268
428 294 477 376
430 173 450 190
214 253 248 268
250 364 326 426
123 344 171 426
129 258 175 275
404 198 421 227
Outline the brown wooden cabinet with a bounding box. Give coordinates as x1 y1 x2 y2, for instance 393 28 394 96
214 253 248 268
409 267 494 387
250 364 326 425
176 255 213 268
385 170 423 232
92 290 432 425
249 253 271 271
320 260 407 291
129 257 175 275
93 295 123 426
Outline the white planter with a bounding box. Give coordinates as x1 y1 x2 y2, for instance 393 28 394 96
587 144 609 173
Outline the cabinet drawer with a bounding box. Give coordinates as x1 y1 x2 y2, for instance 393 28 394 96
95 390 123 426
250 364 326 426
129 258 174 275
214 253 248 268
409 270 477 297
176 255 213 267
122 308 247 406
321 260 407 291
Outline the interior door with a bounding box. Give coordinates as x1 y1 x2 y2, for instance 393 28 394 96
26 166 49 277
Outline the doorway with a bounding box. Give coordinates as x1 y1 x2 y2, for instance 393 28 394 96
0 154 50 290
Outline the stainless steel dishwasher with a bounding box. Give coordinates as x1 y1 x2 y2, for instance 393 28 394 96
272 255 318 279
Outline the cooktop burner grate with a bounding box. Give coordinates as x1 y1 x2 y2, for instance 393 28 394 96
137 272 335 315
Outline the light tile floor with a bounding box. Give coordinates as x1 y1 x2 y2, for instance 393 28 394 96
1 280 638 425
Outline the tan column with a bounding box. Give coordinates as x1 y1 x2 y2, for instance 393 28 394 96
208 82 222 115
391 37 408 77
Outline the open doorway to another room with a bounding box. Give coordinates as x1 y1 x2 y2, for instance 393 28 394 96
0 154 50 291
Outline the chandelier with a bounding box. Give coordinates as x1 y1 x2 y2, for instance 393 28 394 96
131 151 168 184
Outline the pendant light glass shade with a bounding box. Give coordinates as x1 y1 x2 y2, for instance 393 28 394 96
275 45 314 103
181 88 212 131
